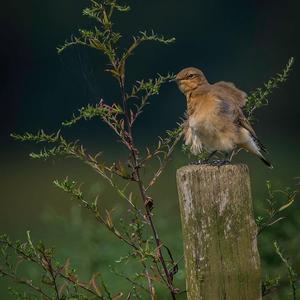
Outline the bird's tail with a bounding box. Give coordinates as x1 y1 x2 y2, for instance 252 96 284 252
241 136 273 169
259 155 273 169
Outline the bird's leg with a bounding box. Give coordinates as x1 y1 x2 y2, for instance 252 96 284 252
228 150 236 162
207 150 218 161
223 152 231 163
228 148 242 162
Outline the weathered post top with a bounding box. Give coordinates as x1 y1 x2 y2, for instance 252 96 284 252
176 164 261 300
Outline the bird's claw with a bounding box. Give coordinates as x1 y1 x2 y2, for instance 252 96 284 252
209 159 231 166
189 159 231 167
190 159 209 165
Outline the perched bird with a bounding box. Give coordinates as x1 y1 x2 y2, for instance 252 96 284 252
173 67 273 168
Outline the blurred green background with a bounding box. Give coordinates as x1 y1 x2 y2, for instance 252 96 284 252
1 0 300 299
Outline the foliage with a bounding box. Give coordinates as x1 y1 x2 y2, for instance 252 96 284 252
256 180 297 236
1 0 297 299
245 57 294 119
0 233 118 300
274 242 298 299
258 180 300 298
262 240 299 299
4 0 182 299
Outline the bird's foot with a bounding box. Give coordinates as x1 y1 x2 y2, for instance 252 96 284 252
209 159 231 167
190 159 210 165
189 159 231 167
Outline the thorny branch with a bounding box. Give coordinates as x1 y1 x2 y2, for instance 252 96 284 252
116 65 179 298
0 235 107 299
0 268 51 300
8 1 180 298
4 0 295 299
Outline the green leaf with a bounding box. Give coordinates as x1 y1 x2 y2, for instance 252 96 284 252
245 57 294 119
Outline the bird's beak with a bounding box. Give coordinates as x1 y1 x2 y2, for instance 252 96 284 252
169 78 178 83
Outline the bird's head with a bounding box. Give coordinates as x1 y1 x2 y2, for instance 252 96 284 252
173 67 208 94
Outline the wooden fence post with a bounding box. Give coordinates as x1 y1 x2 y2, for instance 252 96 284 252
176 164 261 300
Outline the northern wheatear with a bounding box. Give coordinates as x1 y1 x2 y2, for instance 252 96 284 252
173 67 273 168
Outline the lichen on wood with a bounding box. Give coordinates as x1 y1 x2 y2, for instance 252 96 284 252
176 164 261 300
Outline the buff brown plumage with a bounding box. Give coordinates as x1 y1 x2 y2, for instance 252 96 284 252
174 67 273 168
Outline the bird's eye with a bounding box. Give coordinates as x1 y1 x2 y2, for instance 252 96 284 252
187 74 194 79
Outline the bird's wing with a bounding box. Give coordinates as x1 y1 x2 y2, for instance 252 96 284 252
235 108 256 137
217 96 267 153
238 113 268 153
214 84 253 134
219 97 255 136
214 81 247 107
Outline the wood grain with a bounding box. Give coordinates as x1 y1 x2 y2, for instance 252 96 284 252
176 164 261 300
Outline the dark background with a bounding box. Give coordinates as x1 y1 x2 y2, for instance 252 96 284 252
0 1 299 299
1 0 300 144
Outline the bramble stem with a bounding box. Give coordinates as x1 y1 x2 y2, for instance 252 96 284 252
0 268 51 300
118 73 177 299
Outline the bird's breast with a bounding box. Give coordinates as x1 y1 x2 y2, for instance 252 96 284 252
188 99 218 134
188 112 236 152
189 114 218 140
